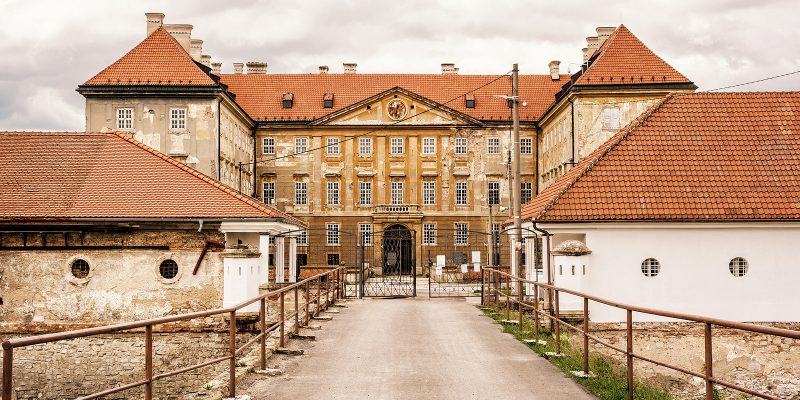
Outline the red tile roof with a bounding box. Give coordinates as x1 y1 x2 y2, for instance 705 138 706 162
521 92 800 222
575 25 691 86
219 74 567 122
84 27 215 86
0 131 303 224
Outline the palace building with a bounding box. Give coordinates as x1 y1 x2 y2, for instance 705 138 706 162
78 13 695 272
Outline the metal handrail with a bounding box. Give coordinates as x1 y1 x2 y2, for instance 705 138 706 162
2 267 346 400
481 268 799 400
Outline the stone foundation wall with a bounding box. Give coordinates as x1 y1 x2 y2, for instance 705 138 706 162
567 322 800 400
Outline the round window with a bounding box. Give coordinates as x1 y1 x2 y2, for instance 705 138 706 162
71 259 90 279
159 259 179 280
728 257 748 277
641 258 660 277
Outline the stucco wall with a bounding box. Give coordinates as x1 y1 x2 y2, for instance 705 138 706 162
542 224 800 322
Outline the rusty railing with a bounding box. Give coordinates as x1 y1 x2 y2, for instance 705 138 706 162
1 266 346 400
482 267 800 400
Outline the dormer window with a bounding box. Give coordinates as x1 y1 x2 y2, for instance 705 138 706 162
323 93 334 108
282 93 294 109
465 94 475 109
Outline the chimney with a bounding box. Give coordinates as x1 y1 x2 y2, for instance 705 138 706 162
596 26 616 47
585 36 599 60
246 62 267 74
582 47 591 63
343 63 357 74
189 39 203 61
211 62 222 75
319 65 329 74
145 12 165 36
233 63 244 74
441 63 458 75
548 60 561 80
164 24 193 52
200 55 212 67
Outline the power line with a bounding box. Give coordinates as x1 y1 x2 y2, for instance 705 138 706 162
256 72 512 164
703 69 800 92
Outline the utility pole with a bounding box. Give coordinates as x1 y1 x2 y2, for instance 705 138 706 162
511 64 522 281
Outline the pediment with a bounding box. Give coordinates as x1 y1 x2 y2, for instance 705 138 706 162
310 87 483 127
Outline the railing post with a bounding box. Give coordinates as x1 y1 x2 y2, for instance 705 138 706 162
480 268 485 306
518 277 523 327
294 286 300 334
583 297 589 375
2 344 12 400
316 277 322 316
626 309 634 400
279 291 285 348
533 284 540 342
494 270 499 306
304 281 310 325
505 275 510 321
326 273 331 308
144 325 153 400
705 322 713 400
229 310 236 398
554 289 561 354
260 298 266 370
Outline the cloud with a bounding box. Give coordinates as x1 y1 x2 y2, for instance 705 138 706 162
0 0 798 131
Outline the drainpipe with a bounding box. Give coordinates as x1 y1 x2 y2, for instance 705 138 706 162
570 99 576 166
532 221 555 332
193 239 226 275
217 99 222 180
252 125 257 198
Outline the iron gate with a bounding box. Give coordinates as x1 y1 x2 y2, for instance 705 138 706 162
359 225 416 297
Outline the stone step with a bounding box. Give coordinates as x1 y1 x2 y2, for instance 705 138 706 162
324 309 341 314
522 339 548 346
274 348 304 356
253 368 282 377
289 332 316 341
312 315 333 321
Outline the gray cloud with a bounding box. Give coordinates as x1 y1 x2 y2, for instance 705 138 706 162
1 0 798 131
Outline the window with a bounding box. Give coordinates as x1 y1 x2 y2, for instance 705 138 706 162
422 181 436 205
521 181 533 205
641 258 660 277
488 181 500 205
729 257 748 277
263 137 275 154
71 259 90 279
455 137 468 155
294 137 308 154
422 137 436 155
170 108 186 130
359 224 373 246
116 108 133 131
602 107 621 130
282 93 294 108
423 223 436 245
297 230 308 245
323 93 334 108
327 181 340 205
455 223 469 245
326 138 340 155
159 259 179 279
327 253 340 265
465 94 475 109
359 181 372 205
295 182 308 205
455 181 468 206
262 182 275 204
520 137 533 154
487 137 500 154
359 137 372 156
391 181 404 204
326 224 340 246
390 137 404 155
297 253 308 266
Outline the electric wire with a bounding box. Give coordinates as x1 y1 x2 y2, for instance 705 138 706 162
255 71 512 164
703 69 800 92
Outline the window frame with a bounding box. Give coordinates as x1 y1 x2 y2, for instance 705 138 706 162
520 137 533 154
359 181 372 206
116 108 133 131
641 258 661 277
294 181 308 206
391 181 404 205
262 181 275 205
488 181 500 206
455 137 468 155
521 181 533 205
602 107 621 130
423 223 436 245
170 108 187 131
390 137 405 156
728 257 749 277
359 223 373 246
487 137 500 154
422 137 436 155
455 223 469 246
327 181 340 206
455 181 468 206
326 223 340 246
359 137 373 156
294 137 308 154
422 180 436 206
326 137 340 155
262 137 276 155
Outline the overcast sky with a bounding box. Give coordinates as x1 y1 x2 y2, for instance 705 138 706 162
1 0 798 131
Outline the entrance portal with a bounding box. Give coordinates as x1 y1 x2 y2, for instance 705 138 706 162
382 224 414 276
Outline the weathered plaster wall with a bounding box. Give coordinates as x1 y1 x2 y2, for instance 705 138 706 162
0 229 225 324
220 102 254 193
568 323 800 400
85 97 222 181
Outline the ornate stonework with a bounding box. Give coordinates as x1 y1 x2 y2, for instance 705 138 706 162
387 99 408 120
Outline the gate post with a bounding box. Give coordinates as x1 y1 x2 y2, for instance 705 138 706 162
358 238 365 299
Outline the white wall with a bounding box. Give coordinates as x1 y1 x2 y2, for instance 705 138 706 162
537 223 800 323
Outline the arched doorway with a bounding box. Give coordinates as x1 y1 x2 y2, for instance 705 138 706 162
382 224 414 276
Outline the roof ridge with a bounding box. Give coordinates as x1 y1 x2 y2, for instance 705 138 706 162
533 92 677 221
109 131 301 224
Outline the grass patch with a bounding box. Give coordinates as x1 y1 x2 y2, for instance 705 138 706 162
480 305 673 400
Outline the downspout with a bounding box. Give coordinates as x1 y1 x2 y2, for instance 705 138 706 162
193 239 226 275
252 125 257 198
532 221 555 333
570 99 575 165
